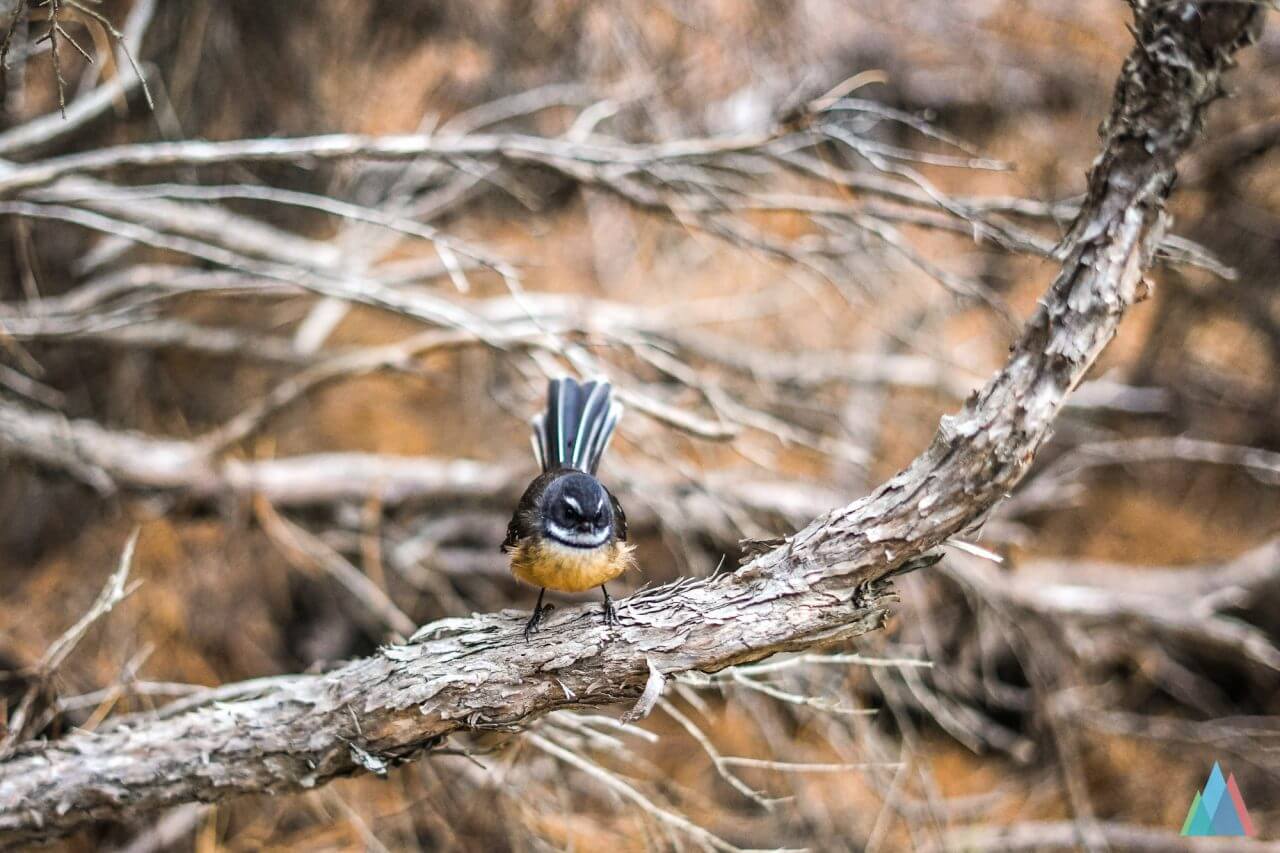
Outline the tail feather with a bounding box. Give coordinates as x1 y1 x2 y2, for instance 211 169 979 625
532 377 622 473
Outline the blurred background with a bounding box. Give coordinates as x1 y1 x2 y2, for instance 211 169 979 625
0 1 1278 849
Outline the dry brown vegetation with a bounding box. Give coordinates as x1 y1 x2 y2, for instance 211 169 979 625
0 1 1278 850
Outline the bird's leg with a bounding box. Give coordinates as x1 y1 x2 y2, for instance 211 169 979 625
600 584 616 626
524 588 554 640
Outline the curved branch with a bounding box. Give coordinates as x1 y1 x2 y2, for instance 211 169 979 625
0 2 1264 846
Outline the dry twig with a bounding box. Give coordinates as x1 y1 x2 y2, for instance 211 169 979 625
0 531 138 756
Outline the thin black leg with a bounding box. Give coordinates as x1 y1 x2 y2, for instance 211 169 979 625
524 588 552 640
600 584 616 626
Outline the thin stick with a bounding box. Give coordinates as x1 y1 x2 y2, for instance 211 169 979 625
0 530 139 755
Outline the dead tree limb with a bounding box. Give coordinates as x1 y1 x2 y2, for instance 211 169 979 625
0 1 1264 846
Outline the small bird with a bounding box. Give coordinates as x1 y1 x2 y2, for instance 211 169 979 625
503 377 633 639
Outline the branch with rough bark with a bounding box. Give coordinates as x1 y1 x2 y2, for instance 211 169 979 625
0 1 1265 846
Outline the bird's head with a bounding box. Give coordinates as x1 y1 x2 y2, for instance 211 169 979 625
541 472 613 548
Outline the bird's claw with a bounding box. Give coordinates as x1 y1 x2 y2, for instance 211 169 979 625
523 602 555 641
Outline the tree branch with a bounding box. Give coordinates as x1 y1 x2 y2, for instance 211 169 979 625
0 1 1264 846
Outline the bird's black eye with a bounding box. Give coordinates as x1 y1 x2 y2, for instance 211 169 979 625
561 499 579 520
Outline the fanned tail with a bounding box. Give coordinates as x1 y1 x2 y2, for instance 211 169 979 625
531 377 622 474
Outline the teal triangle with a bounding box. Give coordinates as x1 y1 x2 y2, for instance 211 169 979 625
1210 788 1246 836
1188 792 1215 836
1181 791 1203 836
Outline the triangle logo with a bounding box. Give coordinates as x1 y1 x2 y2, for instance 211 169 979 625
1181 762 1256 837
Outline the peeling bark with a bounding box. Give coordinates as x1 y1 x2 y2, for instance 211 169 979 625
0 1 1264 846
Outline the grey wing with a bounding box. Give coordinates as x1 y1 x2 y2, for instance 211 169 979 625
504 471 556 551
501 510 522 552
609 489 628 542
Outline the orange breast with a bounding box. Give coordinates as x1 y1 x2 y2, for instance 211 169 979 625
509 539 635 592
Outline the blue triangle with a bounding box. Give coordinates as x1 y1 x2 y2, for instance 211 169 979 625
1203 762 1228 815
1210 786 1247 836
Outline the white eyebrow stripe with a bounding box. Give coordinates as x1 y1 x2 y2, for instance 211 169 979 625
597 494 605 514
564 495 582 513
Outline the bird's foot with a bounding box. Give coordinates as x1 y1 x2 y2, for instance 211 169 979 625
601 596 616 627
523 602 555 641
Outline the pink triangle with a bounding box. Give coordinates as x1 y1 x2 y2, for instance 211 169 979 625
1226 773 1255 837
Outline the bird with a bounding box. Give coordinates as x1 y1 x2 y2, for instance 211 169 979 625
502 377 633 640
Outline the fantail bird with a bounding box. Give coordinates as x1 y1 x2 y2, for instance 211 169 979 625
502 377 634 639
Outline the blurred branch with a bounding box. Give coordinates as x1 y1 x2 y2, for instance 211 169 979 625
0 84 1228 297
950 539 1280 675
0 395 837 529
1004 435 1280 517
0 1 1265 844
254 497 417 640
940 820 1280 852
0 129 776 195
1182 115 1280 186
0 395 521 500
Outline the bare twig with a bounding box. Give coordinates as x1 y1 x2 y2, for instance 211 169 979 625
0 531 138 756
526 731 753 853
